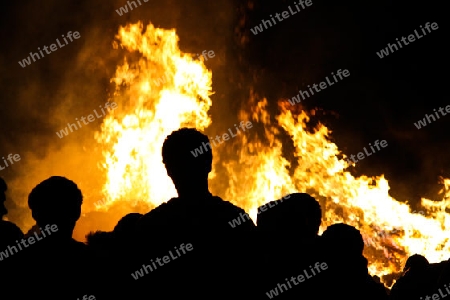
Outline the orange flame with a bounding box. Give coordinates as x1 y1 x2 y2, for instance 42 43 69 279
95 22 213 209
94 22 450 287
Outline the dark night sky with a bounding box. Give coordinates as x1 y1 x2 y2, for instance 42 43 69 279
0 0 447 232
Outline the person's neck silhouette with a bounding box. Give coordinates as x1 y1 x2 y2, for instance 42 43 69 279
172 175 211 200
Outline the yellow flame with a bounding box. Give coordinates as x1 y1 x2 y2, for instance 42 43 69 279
95 22 450 288
95 22 212 209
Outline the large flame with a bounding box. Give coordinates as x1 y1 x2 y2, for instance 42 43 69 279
94 22 450 287
95 22 213 209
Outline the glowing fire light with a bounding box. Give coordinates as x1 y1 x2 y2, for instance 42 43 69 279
94 22 450 287
95 22 213 209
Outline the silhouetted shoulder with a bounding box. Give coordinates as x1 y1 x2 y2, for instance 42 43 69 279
199 196 255 228
204 195 248 214
138 195 253 229
0 220 23 239
136 197 178 229
210 195 246 212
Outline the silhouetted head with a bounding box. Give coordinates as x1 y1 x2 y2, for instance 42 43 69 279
0 220 23 249
113 212 143 238
0 177 7 218
162 128 212 193
28 176 83 238
404 254 429 273
321 223 364 257
257 193 322 242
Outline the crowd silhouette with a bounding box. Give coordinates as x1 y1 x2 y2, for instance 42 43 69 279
0 128 444 299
